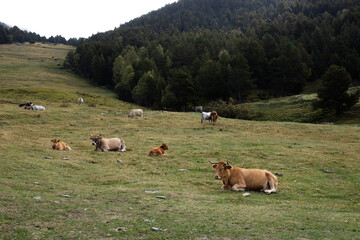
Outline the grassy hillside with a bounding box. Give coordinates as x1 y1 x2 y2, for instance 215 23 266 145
0 43 359 239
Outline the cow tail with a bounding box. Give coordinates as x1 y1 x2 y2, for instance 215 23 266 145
66 146 72 151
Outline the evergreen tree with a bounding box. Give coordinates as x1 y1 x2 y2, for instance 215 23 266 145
316 65 360 115
229 53 255 103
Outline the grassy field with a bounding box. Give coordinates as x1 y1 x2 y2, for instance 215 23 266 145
0 43 359 239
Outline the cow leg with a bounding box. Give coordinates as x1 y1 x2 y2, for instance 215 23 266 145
221 185 231 190
231 183 246 191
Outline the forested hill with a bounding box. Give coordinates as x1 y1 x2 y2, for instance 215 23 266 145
124 0 355 33
65 0 360 111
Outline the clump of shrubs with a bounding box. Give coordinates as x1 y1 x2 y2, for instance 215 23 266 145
206 98 256 120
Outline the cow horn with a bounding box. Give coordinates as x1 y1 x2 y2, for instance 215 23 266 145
209 161 218 164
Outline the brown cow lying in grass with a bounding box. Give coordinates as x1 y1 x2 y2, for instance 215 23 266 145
51 139 72 150
210 161 278 194
90 134 126 152
149 143 169 156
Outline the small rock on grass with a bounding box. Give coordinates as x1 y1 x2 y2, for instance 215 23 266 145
178 169 190 172
242 192 251 197
33 196 41 200
156 196 167 200
117 160 122 163
151 227 166 231
114 227 127 232
145 190 161 193
45 156 52 159
60 194 71 198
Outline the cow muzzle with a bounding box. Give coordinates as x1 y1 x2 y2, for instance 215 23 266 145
214 175 221 180
92 142 97 146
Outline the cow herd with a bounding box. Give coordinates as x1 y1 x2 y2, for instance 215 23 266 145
21 99 278 194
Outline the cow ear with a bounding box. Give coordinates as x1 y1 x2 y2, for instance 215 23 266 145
225 165 232 169
212 164 217 168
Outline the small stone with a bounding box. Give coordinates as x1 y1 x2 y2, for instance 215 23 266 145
45 157 52 159
117 160 122 163
178 169 190 172
33 196 41 200
242 192 250 197
145 190 161 193
33 182 39 185
156 196 167 200
151 227 162 231
63 158 69 160
60 194 71 198
70 123 76 126
114 227 127 232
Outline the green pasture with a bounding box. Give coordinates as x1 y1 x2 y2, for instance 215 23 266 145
0 43 359 239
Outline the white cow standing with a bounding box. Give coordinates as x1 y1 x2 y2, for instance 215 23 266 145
201 112 211 126
78 97 84 105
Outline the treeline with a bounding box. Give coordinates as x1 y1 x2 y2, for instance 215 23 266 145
64 0 360 110
0 24 82 45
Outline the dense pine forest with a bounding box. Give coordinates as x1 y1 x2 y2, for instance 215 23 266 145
63 0 360 110
0 23 81 45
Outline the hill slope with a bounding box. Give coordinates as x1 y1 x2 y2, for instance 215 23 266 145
0 43 359 239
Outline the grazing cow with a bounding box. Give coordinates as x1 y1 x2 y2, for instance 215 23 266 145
78 97 84 105
210 111 218 125
51 139 72 150
194 106 203 112
149 143 169 156
128 109 143 119
210 161 278 194
90 134 126 152
31 105 45 111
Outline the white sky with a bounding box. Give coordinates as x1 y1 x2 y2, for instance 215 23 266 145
1 0 177 40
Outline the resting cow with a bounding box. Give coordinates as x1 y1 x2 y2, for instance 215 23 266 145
128 109 143 119
149 143 169 156
51 139 72 150
210 161 278 194
31 105 45 111
90 134 126 152
19 102 32 107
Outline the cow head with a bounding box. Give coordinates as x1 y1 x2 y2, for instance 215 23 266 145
51 139 60 149
210 161 232 180
90 134 102 145
160 143 169 150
